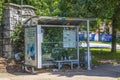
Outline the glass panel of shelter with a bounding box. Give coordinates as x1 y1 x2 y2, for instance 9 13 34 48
41 26 77 65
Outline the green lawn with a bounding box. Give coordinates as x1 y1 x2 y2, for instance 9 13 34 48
90 41 111 44
90 48 120 65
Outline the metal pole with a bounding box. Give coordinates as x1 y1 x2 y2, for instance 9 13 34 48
77 26 80 69
87 20 91 70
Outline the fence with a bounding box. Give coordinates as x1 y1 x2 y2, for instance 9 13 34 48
79 33 112 42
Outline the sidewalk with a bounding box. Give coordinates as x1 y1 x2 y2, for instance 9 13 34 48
0 64 119 80
0 78 10 80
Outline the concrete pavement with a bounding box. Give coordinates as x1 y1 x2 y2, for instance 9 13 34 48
0 64 120 80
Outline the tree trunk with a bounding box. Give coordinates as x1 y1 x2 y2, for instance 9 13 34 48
111 3 120 52
111 21 116 52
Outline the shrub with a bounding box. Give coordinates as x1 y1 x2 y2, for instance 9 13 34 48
11 25 24 56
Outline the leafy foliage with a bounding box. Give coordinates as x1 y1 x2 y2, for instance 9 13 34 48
0 0 5 25
117 36 120 45
0 0 120 53
11 25 24 52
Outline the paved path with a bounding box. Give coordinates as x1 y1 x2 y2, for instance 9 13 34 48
0 64 120 80
0 78 10 80
81 42 120 49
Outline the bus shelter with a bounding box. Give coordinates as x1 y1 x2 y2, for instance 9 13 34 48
24 16 95 71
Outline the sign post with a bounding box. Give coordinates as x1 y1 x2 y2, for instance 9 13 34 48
87 20 91 70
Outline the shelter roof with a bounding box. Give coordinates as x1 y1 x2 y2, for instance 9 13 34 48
24 16 95 26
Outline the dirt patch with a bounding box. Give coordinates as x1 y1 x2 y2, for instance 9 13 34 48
6 59 23 73
0 57 7 72
99 59 120 65
0 57 23 73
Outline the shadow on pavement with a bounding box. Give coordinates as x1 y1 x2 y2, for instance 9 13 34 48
8 64 120 78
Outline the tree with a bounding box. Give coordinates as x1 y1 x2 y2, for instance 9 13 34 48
111 1 120 52
1 0 120 52
92 0 120 52
62 0 120 52
77 0 120 52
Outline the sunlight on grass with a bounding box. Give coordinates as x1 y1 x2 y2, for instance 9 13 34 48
90 48 120 65
90 41 111 44
90 48 111 51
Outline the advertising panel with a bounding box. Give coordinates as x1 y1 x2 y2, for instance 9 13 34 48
25 27 37 67
63 30 76 48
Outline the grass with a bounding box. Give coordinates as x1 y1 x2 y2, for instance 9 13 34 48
90 48 120 65
90 41 112 44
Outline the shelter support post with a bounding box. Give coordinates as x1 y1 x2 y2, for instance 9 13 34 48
77 26 80 69
87 20 91 70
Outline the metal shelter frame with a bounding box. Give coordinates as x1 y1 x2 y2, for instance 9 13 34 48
24 16 95 70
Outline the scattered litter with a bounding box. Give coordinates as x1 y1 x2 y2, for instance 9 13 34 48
52 69 58 72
